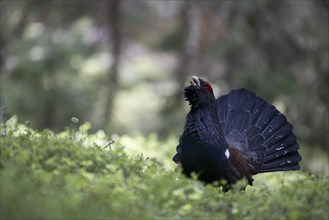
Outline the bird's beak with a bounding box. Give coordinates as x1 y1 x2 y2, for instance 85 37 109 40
190 76 200 88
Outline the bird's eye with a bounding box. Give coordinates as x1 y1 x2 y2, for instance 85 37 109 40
204 83 213 93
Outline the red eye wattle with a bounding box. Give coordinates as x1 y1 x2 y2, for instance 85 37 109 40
204 83 213 93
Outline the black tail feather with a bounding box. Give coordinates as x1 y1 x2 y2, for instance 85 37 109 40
261 151 301 172
264 133 297 155
263 142 299 164
261 114 291 146
217 89 302 174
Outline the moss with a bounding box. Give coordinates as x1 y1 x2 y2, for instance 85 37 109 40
0 121 328 219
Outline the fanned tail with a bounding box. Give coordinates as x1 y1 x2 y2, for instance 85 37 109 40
217 89 302 174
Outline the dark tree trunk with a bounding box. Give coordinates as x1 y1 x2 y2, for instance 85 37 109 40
160 1 202 135
102 0 122 127
41 2 56 129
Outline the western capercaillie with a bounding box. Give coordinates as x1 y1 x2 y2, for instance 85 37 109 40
172 76 302 190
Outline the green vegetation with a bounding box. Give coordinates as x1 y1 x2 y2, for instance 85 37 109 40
1 118 328 219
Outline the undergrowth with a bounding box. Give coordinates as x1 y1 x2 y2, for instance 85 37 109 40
1 117 328 219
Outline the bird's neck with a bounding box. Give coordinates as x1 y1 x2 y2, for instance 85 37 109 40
183 103 228 148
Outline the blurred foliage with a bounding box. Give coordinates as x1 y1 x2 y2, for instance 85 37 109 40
1 119 329 219
0 1 328 154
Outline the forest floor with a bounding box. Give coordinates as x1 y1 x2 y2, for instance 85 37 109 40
1 118 328 219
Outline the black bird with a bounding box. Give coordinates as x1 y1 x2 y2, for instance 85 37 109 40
173 76 302 189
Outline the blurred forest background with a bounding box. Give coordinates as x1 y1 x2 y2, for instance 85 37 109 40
0 1 328 172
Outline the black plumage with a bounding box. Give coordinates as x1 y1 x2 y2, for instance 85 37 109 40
173 76 302 188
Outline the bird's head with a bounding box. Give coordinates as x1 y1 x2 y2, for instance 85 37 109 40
184 76 215 108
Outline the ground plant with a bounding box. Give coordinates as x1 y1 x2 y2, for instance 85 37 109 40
1 117 328 219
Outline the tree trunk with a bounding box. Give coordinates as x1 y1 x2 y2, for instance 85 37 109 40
160 1 202 135
103 0 121 127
